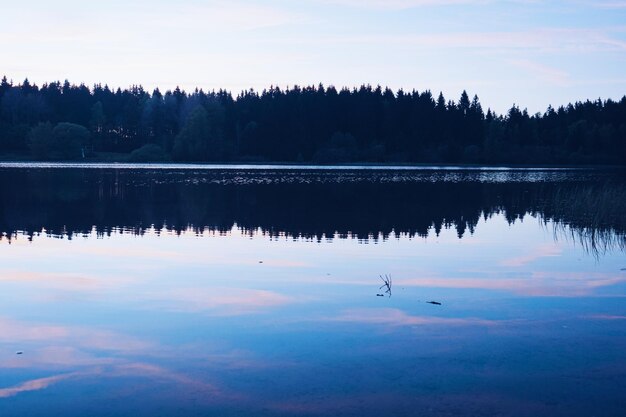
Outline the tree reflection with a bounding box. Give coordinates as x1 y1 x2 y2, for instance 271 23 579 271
0 168 624 255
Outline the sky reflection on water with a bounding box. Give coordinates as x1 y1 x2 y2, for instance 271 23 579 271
1 167 625 416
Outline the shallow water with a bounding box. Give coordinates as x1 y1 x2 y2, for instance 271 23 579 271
1 165 625 416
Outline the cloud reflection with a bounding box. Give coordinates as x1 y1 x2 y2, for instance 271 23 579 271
0 317 151 353
397 272 626 296
0 363 236 400
109 363 232 399
585 315 626 320
331 308 498 327
500 244 562 267
147 287 293 316
0 372 81 398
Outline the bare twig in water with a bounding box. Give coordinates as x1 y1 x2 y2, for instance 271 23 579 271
379 274 392 297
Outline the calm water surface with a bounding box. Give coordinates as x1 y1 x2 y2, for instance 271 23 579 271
1 164 625 416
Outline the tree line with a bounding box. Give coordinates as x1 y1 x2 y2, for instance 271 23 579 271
1 76 625 164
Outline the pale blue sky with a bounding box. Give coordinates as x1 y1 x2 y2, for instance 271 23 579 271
1 0 625 113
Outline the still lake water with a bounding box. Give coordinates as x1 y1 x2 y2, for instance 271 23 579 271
1 164 625 416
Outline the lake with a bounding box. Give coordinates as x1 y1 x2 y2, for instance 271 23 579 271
1 164 625 417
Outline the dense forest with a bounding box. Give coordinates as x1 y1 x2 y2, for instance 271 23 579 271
0 76 625 165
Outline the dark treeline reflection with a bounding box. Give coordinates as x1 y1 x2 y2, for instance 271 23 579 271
1 168 625 251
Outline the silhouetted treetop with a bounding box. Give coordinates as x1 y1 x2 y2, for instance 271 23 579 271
0 77 624 165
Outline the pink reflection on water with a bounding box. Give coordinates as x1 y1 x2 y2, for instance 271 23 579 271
585 315 626 320
0 372 82 398
0 317 152 353
0 270 141 296
109 363 229 398
397 271 626 296
266 390 556 416
147 287 293 315
0 363 239 401
500 244 562 267
0 317 69 341
330 308 498 327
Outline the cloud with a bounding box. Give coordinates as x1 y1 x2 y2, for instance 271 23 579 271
322 0 488 9
162 1 304 32
508 59 571 87
586 1 626 8
0 0 303 42
318 0 534 10
253 26 626 55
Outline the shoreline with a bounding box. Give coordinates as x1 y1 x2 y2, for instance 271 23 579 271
0 159 623 171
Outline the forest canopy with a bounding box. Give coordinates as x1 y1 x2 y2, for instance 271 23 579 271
0 76 624 165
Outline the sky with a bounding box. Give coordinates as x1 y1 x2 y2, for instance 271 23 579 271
1 0 625 113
